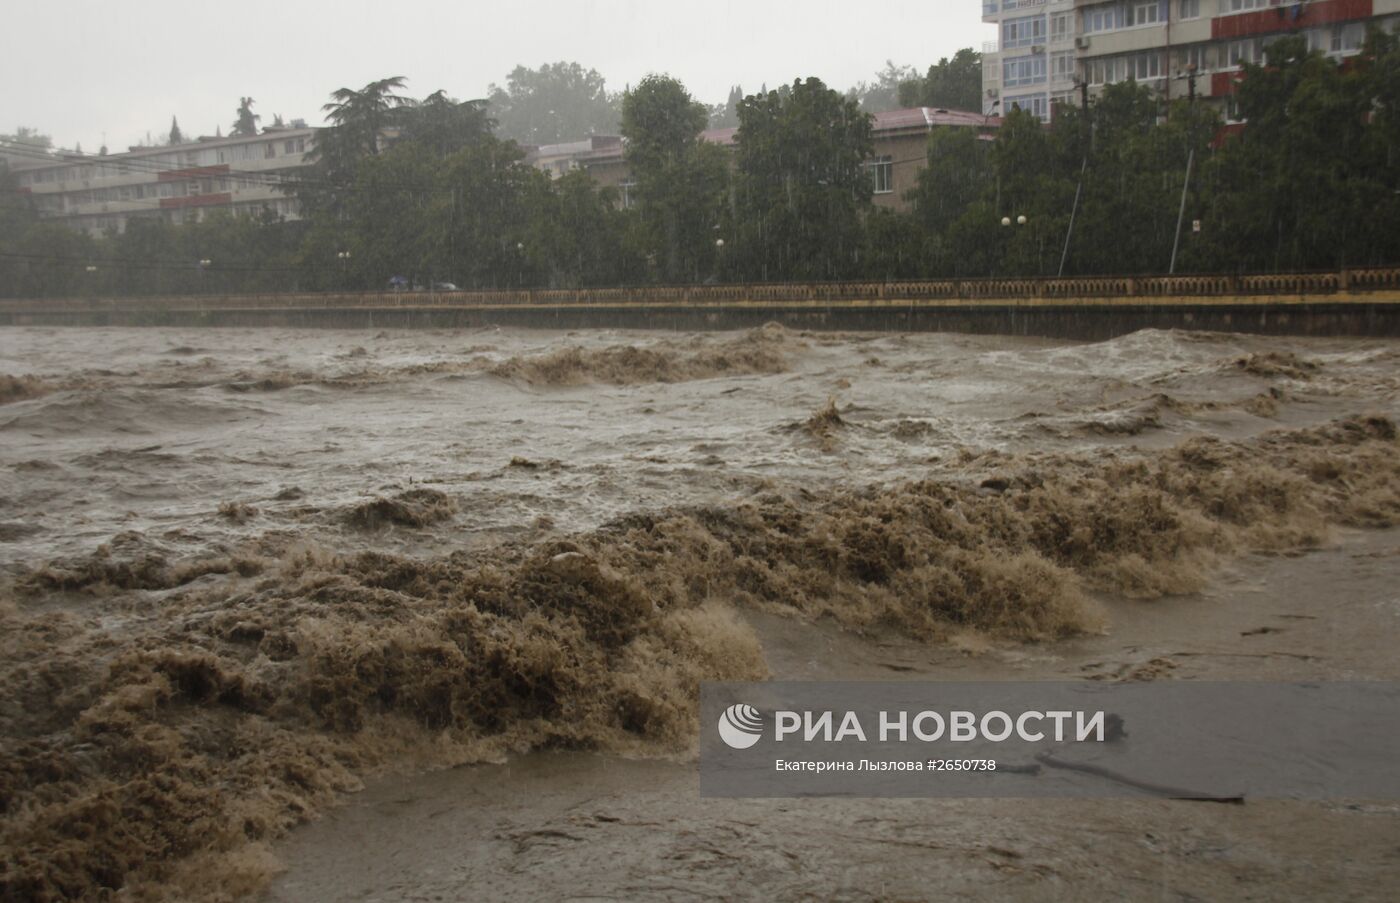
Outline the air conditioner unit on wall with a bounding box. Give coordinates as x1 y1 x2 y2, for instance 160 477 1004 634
987 88 1000 98
1075 36 1091 50
1032 45 1045 55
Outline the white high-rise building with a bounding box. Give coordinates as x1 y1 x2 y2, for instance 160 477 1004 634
981 0 1080 121
982 1 1400 120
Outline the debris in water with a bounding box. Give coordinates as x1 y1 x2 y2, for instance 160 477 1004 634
1233 351 1319 380
0 374 50 405
345 488 457 530
217 501 259 523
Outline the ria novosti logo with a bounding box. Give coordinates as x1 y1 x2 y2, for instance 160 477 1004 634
717 703 764 749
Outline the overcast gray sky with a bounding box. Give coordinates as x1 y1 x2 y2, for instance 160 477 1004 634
4 0 992 151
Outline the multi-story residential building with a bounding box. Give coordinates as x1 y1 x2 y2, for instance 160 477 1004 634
526 135 625 179
6 102 999 236
4 125 316 235
981 0 1081 120
982 0 1400 118
543 108 1001 214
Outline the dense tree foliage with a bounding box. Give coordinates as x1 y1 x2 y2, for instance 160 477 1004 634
488 62 620 146
897 49 984 113
0 127 52 153
231 97 260 138
708 86 745 130
848 62 919 113
732 78 874 280
8 37 1400 298
621 75 729 283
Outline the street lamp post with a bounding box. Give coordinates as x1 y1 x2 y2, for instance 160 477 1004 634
337 251 351 291
999 214 1029 276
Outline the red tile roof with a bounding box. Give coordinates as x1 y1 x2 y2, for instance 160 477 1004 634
701 126 738 146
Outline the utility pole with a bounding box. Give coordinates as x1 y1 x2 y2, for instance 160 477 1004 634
1059 79 1092 277
1170 149 1195 275
1169 64 1200 274
1060 157 1087 277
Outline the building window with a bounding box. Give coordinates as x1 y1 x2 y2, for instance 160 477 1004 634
868 156 893 194
1004 55 1048 87
1050 13 1071 42
264 143 276 159
1006 94 1050 121
1178 44 1210 72
1088 57 1127 86
1003 15 1047 48
620 179 637 210
1130 51 1163 81
1130 1 1160 27
1052 51 1076 82
1227 0 1270 11
1330 23 1365 54
1083 2 1121 34
1178 0 1200 19
1228 38 1263 67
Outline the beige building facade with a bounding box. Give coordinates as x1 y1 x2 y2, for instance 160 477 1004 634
6 126 315 235
536 108 1000 214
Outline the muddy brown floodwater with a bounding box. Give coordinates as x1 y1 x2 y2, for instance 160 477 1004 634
0 324 1398 901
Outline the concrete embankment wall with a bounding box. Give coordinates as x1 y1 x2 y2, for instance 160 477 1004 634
4 278 1400 340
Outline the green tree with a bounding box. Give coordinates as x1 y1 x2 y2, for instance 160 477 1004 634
531 170 641 287
898 49 985 112
733 78 874 281
318 77 411 162
907 125 995 274
398 91 495 159
488 62 620 145
709 86 744 129
1068 81 1188 275
621 75 729 282
1188 34 1393 272
849 61 919 113
231 97 260 137
1 127 53 153
438 137 554 288
168 116 183 145
298 77 411 219
332 141 445 287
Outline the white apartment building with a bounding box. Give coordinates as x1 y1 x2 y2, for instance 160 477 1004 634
5 125 316 235
981 0 1081 120
982 0 1400 119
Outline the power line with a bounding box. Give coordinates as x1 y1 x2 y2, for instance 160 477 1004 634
0 250 336 275
0 141 317 191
